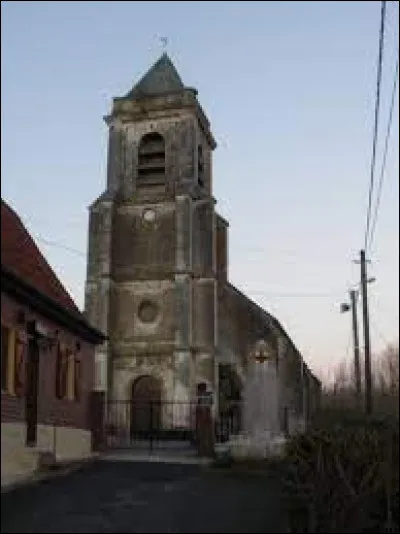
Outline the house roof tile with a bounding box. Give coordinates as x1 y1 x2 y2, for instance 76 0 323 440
1 199 80 314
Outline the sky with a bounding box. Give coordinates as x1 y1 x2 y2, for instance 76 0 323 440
1 1 399 381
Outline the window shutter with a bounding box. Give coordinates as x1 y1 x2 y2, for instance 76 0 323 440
1 325 9 391
66 349 75 400
74 357 81 401
56 342 68 399
14 335 26 397
55 342 62 398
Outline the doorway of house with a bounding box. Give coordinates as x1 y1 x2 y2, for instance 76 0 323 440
25 337 39 446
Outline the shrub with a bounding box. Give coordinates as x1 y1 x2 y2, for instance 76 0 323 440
282 414 399 532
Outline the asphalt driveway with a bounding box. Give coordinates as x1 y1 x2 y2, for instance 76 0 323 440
1 460 286 533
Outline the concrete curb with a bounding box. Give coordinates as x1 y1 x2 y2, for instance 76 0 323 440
1 454 100 494
98 452 213 466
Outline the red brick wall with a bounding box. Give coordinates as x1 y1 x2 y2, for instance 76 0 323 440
1 393 24 424
1 292 95 431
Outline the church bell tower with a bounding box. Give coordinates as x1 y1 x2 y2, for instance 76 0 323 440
85 54 219 407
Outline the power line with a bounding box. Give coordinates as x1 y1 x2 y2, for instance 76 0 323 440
245 290 343 298
369 294 397 351
19 214 87 258
33 236 86 258
368 51 399 252
364 0 387 252
369 293 398 328
25 239 344 298
370 312 391 348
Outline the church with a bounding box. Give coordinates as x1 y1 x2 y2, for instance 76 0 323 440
84 54 320 438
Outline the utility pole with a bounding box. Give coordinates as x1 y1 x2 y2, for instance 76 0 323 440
360 249 372 415
349 289 362 401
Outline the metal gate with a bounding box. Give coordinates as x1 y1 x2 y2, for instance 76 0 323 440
105 400 198 454
215 400 243 443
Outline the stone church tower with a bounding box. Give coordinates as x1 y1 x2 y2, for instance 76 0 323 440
85 54 321 435
85 54 219 407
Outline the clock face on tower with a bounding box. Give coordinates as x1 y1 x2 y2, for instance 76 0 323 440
142 209 156 223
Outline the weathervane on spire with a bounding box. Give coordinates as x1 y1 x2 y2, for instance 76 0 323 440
160 36 168 51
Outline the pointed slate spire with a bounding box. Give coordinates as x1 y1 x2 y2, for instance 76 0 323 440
124 53 185 99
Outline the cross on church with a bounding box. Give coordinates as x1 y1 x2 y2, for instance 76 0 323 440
254 350 268 363
254 349 268 363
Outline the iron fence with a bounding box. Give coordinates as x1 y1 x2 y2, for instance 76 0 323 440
215 400 243 443
105 400 198 452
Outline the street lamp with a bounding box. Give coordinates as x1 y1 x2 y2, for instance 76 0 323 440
340 302 351 314
340 277 376 314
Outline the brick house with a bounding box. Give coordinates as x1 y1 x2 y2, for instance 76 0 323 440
1 199 105 487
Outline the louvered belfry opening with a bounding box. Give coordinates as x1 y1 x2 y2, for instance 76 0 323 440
137 132 166 185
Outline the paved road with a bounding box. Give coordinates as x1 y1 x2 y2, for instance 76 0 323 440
1 461 286 533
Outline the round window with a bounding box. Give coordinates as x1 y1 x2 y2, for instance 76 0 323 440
138 300 159 323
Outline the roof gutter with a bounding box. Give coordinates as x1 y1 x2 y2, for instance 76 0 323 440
1 265 106 344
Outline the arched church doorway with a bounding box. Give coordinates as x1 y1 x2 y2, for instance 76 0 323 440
130 375 162 438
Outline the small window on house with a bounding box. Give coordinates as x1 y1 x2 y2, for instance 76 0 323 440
74 357 81 401
56 342 81 401
198 145 204 187
137 132 165 185
67 347 82 402
66 349 75 401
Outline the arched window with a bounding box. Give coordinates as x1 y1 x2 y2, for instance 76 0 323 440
137 132 165 185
